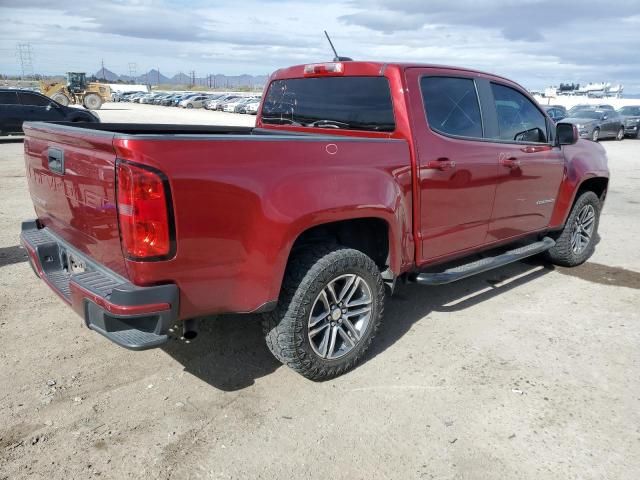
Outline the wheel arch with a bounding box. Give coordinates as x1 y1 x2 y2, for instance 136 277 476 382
270 213 404 303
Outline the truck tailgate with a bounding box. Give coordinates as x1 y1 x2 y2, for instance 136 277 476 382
23 123 126 276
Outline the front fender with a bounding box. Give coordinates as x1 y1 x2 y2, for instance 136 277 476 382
549 139 609 228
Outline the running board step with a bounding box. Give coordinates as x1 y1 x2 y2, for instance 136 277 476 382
414 237 556 286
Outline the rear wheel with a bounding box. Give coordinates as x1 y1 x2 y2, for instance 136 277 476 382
545 191 601 267
83 93 102 110
263 245 384 380
616 126 624 141
52 93 70 106
591 128 600 142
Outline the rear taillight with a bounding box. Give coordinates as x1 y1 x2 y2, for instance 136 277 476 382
116 161 174 260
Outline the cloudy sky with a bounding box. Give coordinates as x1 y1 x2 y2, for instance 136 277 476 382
1 0 639 92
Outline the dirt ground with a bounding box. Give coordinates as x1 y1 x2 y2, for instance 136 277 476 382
1 104 639 480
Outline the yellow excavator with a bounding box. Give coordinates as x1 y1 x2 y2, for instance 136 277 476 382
40 72 111 110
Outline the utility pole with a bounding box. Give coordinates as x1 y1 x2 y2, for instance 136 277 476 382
101 59 105 80
189 70 196 87
157 67 160 85
16 43 34 80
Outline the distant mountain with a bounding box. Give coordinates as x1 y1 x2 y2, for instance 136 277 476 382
171 72 191 84
94 67 120 82
90 65 267 88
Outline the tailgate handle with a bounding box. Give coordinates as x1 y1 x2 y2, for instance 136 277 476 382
47 148 65 174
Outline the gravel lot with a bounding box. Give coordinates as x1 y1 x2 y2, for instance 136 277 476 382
1 103 639 480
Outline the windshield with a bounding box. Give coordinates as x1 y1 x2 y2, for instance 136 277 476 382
262 76 395 132
573 111 604 120
618 106 640 115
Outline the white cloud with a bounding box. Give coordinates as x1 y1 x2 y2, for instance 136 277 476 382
0 0 638 92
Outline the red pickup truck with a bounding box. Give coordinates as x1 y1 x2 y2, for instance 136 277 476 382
21 61 609 380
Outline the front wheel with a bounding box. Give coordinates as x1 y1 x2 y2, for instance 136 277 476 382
591 128 600 142
83 93 102 110
263 245 385 381
51 93 70 106
616 126 624 141
545 191 601 267
186 104 193 109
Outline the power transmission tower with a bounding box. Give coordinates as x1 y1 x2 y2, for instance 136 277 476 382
128 63 137 80
100 59 106 80
16 43 34 79
189 70 196 86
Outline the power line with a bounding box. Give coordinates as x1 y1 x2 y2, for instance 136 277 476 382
16 43 34 79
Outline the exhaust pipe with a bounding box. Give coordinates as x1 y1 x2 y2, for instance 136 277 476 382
181 318 199 342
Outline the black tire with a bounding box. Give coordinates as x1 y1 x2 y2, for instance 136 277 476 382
262 245 385 381
591 128 600 142
616 126 624 141
51 93 70 106
545 191 601 267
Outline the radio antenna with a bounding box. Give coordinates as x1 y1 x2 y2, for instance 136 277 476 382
324 31 353 61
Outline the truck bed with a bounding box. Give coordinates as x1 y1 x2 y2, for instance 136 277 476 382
22 121 413 320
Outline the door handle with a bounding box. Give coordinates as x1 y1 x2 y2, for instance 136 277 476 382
500 157 521 169
47 147 65 174
426 158 456 171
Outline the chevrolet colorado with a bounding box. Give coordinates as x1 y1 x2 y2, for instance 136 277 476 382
20 61 609 380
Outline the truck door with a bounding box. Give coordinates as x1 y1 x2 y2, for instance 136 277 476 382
481 81 565 240
405 68 499 264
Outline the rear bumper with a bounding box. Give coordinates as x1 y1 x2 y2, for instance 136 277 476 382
20 220 179 350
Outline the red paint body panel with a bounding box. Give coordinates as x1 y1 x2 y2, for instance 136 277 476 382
23 124 126 276
21 61 609 322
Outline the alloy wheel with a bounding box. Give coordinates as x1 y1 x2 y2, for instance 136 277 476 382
307 274 372 360
571 204 596 254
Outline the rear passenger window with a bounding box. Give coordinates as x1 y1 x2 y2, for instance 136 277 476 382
490 83 548 143
421 77 483 139
18 92 51 107
0 91 19 104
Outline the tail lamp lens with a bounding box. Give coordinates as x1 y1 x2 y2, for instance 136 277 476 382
116 161 173 259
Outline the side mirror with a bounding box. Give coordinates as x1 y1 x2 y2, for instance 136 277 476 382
602 114 608 120
556 122 578 145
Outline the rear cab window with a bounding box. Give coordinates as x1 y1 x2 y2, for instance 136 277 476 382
420 76 484 139
261 77 395 132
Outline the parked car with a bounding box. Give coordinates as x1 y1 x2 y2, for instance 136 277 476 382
245 99 260 115
233 97 260 113
224 97 251 112
202 94 226 109
0 88 99 135
562 109 624 141
140 93 166 104
20 61 609 380
179 95 211 109
160 94 180 106
542 105 567 122
208 95 241 111
152 94 171 105
617 105 640 138
218 96 245 111
568 104 615 116
119 91 145 102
